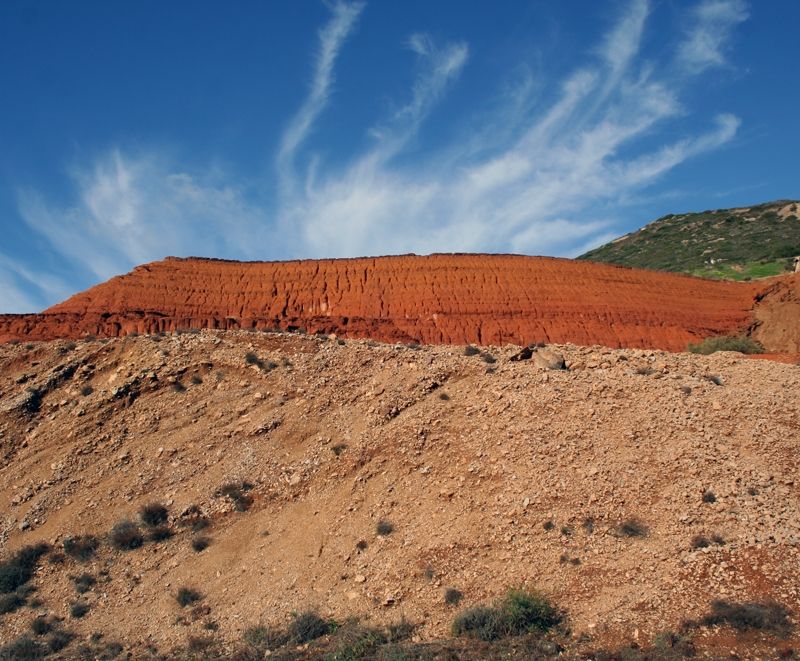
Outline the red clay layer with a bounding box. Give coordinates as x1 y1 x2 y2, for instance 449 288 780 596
0 254 797 352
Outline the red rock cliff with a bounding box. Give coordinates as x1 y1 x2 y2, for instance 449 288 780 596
0 254 796 351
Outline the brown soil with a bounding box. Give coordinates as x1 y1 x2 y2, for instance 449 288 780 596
1 332 798 658
2 254 798 355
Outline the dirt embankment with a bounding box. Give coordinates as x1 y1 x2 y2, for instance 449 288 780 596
2 254 797 353
0 332 798 658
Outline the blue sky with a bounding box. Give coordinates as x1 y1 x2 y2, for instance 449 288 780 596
1 0 798 312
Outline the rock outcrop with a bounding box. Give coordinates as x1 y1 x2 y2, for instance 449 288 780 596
1 254 798 352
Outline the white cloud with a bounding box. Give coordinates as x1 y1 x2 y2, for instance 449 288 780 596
677 0 748 73
2 0 749 312
276 1 364 196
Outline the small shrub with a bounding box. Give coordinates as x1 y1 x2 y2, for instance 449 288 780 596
355 540 368 552
0 591 26 614
543 520 555 531
0 635 48 659
109 520 144 551
615 518 649 538
501 588 561 636
191 537 211 552
190 375 203 385
560 526 572 536
80 385 94 396
139 503 169 527
680 385 693 395
634 366 655 376
704 374 724 386
176 587 203 607
452 589 561 642
747 486 759 496
452 605 504 641
216 482 254 512
438 392 450 401
63 535 99 562
48 553 66 565
243 625 283 650
376 520 394 536
244 352 263 368
698 600 791 635
70 601 90 618
445 588 463 606
711 533 726 546
47 630 74 652
72 573 96 594
149 526 173 542
0 543 50 593
688 335 764 355
582 517 595 534
30 616 53 636
331 443 348 456
288 610 331 643
387 618 415 642
691 535 710 550
330 624 387 658
481 352 497 364
702 490 717 503
464 345 480 356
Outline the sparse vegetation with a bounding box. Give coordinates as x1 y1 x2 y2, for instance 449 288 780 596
190 375 203 385
63 535 99 562
72 573 96 594
215 481 254 511
355 540 368 552
0 543 50 594
0 592 26 614
176 587 204 607
692 600 792 636
109 520 144 551
80 385 94 396
191 537 211 552
30 616 53 636
332 443 348 456
171 381 187 393
139 502 169 527
0 635 48 659
445 588 463 606
243 624 282 650
702 490 717 503
452 588 561 642
376 520 394 536
688 335 764 355
615 518 649 538
70 601 90 618
288 610 332 643
464 345 480 356
704 374 724 386
481 352 497 364
149 526 173 542
543 520 555 531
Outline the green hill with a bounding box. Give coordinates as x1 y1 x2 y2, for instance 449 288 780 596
579 199 800 280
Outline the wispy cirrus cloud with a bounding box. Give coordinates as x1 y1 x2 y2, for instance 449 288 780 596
677 0 748 73
4 0 749 312
276 0 364 197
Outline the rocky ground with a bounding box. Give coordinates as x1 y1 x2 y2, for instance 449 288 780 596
0 330 798 659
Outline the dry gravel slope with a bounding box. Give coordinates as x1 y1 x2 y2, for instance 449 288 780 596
1 331 799 657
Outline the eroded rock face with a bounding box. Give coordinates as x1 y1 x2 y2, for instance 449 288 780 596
0 254 797 352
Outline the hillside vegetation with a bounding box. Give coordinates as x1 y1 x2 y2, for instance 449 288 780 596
580 200 800 280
